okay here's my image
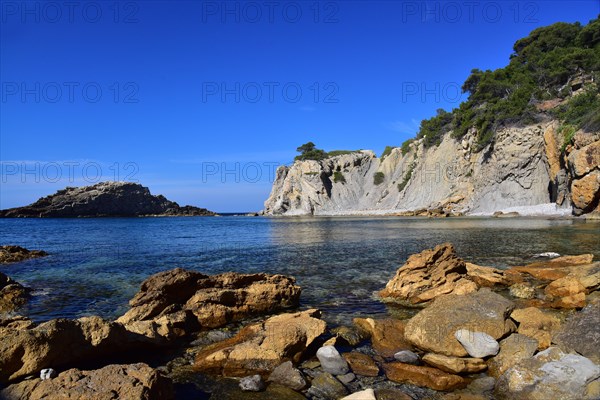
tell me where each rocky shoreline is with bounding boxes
[1,244,599,399]
[0,182,216,218]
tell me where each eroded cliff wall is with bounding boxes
[263,122,599,216]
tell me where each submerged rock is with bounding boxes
[0,181,216,218]
[342,388,377,400]
[404,288,514,357]
[306,372,348,399]
[0,363,174,400]
[0,245,48,264]
[495,347,600,400]
[194,309,326,377]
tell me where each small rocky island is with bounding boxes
[0,182,216,218]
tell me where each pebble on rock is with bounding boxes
[239,375,265,392]
[337,372,356,384]
[394,350,420,364]
[341,388,377,400]
[455,329,499,358]
[316,345,350,375]
[40,368,57,380]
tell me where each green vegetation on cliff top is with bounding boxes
[416,17,600,151]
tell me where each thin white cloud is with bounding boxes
[385,119,420,135]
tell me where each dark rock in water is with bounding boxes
[0,363,174,400]
[0,272,32,312]
[0,181,216,217]
[306,372,348,399]
[0,245,48,264]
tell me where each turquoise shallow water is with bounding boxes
[1,216,599,325]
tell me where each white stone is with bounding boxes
[316,345,350,375]
[40,368,56,380]
[341,388,376,400]
[239,375,265,392]
[455,329,499,358]
[394,350,420,364]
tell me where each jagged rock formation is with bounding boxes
[263,122,600,216]
[0,181,216,218]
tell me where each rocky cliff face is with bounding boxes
[0,181,216,218]
[263,122,600,216]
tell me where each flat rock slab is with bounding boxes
[383,362,465,391]
[404,288,514,357]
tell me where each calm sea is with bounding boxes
[1,217,599,325]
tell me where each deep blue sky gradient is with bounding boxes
[1,1,598,212]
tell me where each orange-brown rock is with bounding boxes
[568,140,600,178]
[0,272,31,312]
[510,307,561,350]
[343,352,380,377]
[510,254,594,281]
[194,309,326,377]
[0,316,139,383]
[117,268,302,339]
[465,263,515,287]
[571,170,600,214]
[353,318,412,357]
[383,362,465,391]
[404,289,514,357]
[422,353,487,374]
[379,243,478,304]
[544,275,587,309]
[0,245,48,264]
[0,363,174,400]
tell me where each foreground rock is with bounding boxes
[379,243,478,303]
[510,254,594,281]
[353,318,412,357]
[383,362,465,391]
[0,245,48,264]
[404,289,514,357]
[0,363,174,400]
[194,309,326,377]
[117,268,301,340]
[510,307,562,350]
[0,181,216,217]
[553,300,600,363]
[0,316,142,383]
[495,347,600,400]
[0,272,31,313]
[487,333,539,377]
[422,353,487,374]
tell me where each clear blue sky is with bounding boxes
[1,1,598,212]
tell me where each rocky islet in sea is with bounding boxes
[0,181,217,218]
[1,243,599,399]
